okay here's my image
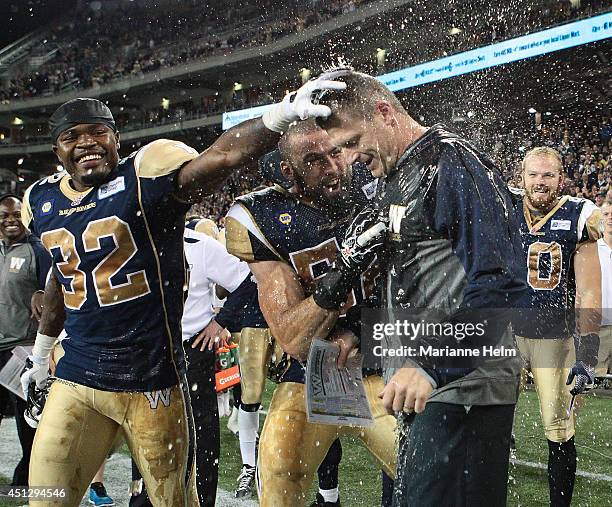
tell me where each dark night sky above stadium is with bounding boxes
[0,0,77,47]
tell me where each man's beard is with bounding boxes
[525,185,560,211]
[79,167,112,187]
[294,172,351,213]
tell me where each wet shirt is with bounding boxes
[225,167,378,382]
[377,124,526,403]
[23,139,199,392]
[513,193,601,338]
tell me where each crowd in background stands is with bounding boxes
[494,114,611,204]
[189,167,265,225]
[1,0,608,103]
[0,0,366,101]
[184,113,612,225]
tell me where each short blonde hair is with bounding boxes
[521,147,563,173]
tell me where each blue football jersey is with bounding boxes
[224,168,379,382]
[514,194,602,338]
[23,139,200,391]
[216,274,267,332]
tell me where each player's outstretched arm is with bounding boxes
[176,118,280,200]
[250,260,339,362]
[175,71,348,200]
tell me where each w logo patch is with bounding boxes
[9,257,25,271]
[144,388,172,409]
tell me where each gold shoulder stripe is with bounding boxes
[585,208,603,242]
[21,182,35,230]
[135,139,199,178]
[225,216,255,262]
[194,218,219,240]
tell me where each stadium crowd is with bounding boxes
[0,0,367,102]
[1,0,608,103]
[189,112,612,224]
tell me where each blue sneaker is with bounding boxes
[89,482,114,506]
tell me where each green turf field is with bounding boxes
[217,384,612,506]
[1,387,609,506]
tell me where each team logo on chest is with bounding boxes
[9,257,25,272]
[388,204,407,237]
[41,201,53,215]
[279,213,292,225]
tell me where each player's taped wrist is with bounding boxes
[313,261,358,311]
[574,333,600,368]
[31,332,56,362]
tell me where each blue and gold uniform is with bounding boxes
[22,139,200,507]
[225,171,396,507]
[514,193,602,443]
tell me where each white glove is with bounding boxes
[262,69,350,132]
[20,355,50,400]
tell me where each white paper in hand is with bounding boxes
[305,339,373,427]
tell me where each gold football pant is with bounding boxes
[515,336,576,442]
[597,326,612,376]
[29,379,193,507]
[257,376,397,507]
[237,328,277,405]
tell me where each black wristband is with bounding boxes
[574,333,600,368]
[313,263,356,310]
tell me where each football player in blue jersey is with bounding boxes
[19,71,347,507]
[513,147,602,507]
[225,120,396,507]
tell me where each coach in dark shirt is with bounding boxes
[313,70,527,506]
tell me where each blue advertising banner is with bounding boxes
[222,12,612,130]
